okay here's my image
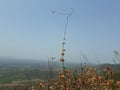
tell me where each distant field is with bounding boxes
[0,62,120,84]
[0,61,120,90]
[0,61,61,84]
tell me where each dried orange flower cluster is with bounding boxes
[30,66,120,90]
[37,81,45,88]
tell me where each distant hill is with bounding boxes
[0,57,48,67]
[97,63,120,72]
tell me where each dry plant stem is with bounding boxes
[62,62,65,74]
[62,61,66,89]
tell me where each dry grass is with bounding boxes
[29,65,120,90]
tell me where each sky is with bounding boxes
[0,0,120,64]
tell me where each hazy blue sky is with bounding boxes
[0,0,120,64]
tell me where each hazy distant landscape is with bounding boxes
[0,58,120,90]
